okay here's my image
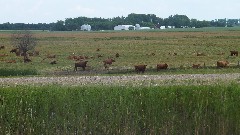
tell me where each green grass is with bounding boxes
[1,84,240,134]
[0,68,38,76]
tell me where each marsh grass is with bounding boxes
[1,84,240,134]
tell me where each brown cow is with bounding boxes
[74,61,88,71]
[230,51,238,56]
[157,63,168,71]
[192,64,201,69]
[135,64,147,73]
[217,60,229,68]
[103,58,115,69]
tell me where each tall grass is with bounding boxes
[1,84,240,134]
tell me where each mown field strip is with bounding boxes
[1,73,240,86]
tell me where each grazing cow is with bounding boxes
[157,63,168,71]
[103,58,115,69]
[230,51,238,56]
[74,61,88,71]
[50,60,57,65]
[217,60,229,68]
[135,64,147,73]
[96,48,100,51]
[192,64,201,69]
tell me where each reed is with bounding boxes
[1,84,240,134]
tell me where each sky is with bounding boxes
[0,0,239,24]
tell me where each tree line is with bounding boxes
[0,13,239,31]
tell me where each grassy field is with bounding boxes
[0,27,240,76]
[1,84,240,134]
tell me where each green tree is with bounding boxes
[172,14,190,28]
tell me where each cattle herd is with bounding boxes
[0,45,238,74]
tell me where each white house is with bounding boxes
[114,25,135,30]
[81,24,91,31]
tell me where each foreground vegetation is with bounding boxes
[1,84,240,134]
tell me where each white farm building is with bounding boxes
[114,24,152,31]
[114,25,135,30]
[81,24,91,31]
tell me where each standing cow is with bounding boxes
[217,60,229,68]
[103,58,115,69]
[74,61,88,71]
[157,63,168,71]
[134,64,147,73]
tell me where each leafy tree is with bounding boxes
[172,14,190,28]
[52,20,66,31]
[190,19,198,28]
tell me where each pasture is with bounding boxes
[0,27,240,76]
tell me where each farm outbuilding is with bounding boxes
[135,24,151,30]
[160,26,175,29]
[114,25,135,30]
[81,24,91,31]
